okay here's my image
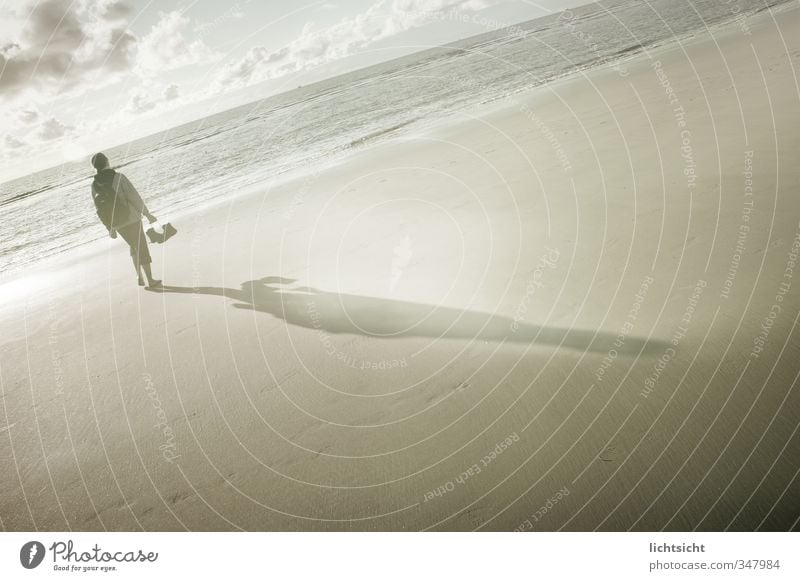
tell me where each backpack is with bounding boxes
[92,169,129,228]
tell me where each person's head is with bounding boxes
[91,152,109,171]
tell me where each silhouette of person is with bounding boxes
[90,153,161,288]
[152,277,661,354]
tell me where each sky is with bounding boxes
[0,0,591,182]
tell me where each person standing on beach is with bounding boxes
[90,152,162,288]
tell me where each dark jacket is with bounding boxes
[91,169,150,229]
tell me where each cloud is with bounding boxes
[0,0,136,100]
[163,83,180,101]
[125,83,182,115]
[126,94,157,115]
[37,116,72,141]
[135,11,219,76]
[212,0,499,91]
[214,46,291,90]
[18,107,40,125]
[4,134,26,149]
[86,0,132,21]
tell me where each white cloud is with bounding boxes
[213,45,291,90]
[126,93,158,115]
[135,11,219,76]
[125,83,182,115]
[80,0,132,22]
[37,116,72,141]
[18,107,40,125]
[4,134,26,149]
[163,83,180,101]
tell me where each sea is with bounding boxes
[0,0,791,278]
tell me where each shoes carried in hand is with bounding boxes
[162,223,177,242]
[146,222,178,244]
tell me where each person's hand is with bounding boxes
[146,214,157,224]
[109,228,117,239]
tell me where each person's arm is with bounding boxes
[119,173,157,223]
[91,184,117,237]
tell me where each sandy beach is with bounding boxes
[1,5,798,531]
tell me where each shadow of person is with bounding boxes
[151,276,663,354]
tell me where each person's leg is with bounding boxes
[142,263,159,287]
[132,256,145,285]
[134,224,160,287]
[119,223,158,287]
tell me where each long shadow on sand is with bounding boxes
[150,276,663,354]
